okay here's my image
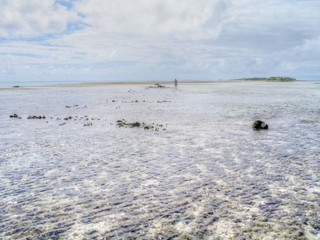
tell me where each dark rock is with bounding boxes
[116,120,140,128]
[131,122,140,127]
[116,120,125,127]
[10,114,19,118]
[155,83,165,88]
[252,120,268,130]
[12,86,20,88]
[84,122,93,127]
[147,83,167,89]
[116,119,162,130]
[27,115,46,120]
[66,105,79,108]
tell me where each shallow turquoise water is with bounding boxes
[0,81,319,239]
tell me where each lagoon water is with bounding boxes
[0,81,319,239]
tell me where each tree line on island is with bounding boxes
[239,76,296,82]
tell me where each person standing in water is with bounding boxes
[174,78,178,89]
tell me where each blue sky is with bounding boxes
[1,0,320,83]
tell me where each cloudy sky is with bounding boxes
[0,0,320,83]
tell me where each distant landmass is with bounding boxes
[239,76,296,82]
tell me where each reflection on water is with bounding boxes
[1,81,320,239]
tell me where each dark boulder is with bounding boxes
[252,120,268,130]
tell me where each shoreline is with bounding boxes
[0,80,223,90]
[0,79,314,90]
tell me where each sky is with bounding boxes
[0,0,320,83]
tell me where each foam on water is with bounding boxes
[0,81,320,239]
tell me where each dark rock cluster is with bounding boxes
[65,105,79,108]
[27,115,46,119]
[9,114,22,119]
[154,83,166,88]
[147,83,167,89]
[56,115,100,127]
[10,114,46,120]
[116,119,166,131]
[109,99,171,104]
[8,110,100,127]
[83,122,93,127]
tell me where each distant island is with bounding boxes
[239,76,296,82]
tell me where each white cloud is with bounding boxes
[291,36,320,60]
[0,0,80,38]
[74,0,228,40]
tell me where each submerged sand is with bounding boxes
[1,81,320,239]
